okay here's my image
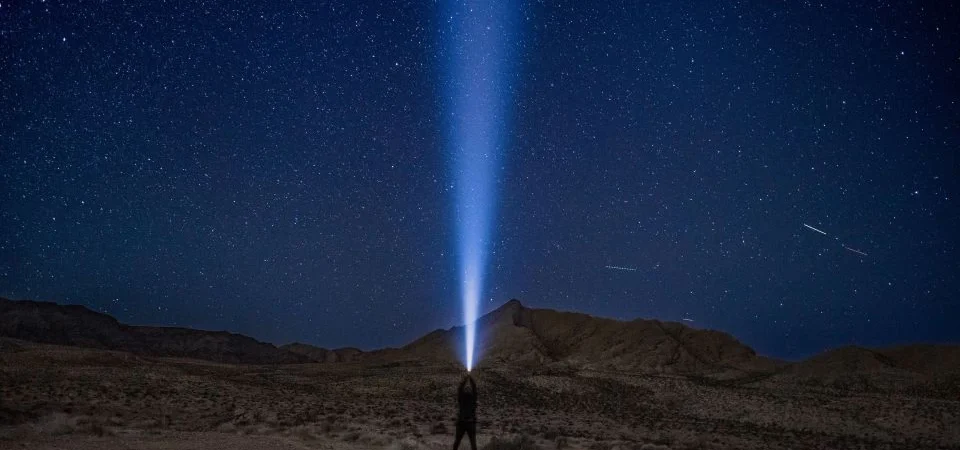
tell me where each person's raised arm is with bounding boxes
[458,375,468,394]
[468,375,476,396]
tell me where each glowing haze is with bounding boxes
[439,1,521,371]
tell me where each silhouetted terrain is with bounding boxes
[760,344,960,396]
[0,298,308,364]
[398,299,783,376]
[280,343,367,363]
[1,297,959,449]
[3,297,959,387]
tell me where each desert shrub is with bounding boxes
[343,430,361,441]
[635,444,671,450]
[88,422,111,437]
[673,432,707,450]
[34,413,73,435]
[388,437,425,450]
[431,421,448,434]
[647,432,671,446]
[359,432,389,446]
[289,425,314,440]
[555,435,570,449]
[588,442,613,450]
[320,419,338,434]
[33,414,115,437]
[658,392,682,411]
[483,434,541,450]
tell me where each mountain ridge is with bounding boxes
[2,296,958,387]
[0,297,308,364]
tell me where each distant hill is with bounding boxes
[0,298,308,364]
[761,344,960,395]
[395,299,782,377]
[3,296,958,389]
[384,300,960,386]
[280,343,367,363]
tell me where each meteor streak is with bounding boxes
[843,246,868,256]
[802,223,828,235]
[605,265,639,271]
[802,221,870,258]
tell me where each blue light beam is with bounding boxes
[440,0,521,371]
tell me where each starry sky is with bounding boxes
[2,1,958,359]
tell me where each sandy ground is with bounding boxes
[2,430,315,450]
[0,428,498,450]
[2,341,958,450]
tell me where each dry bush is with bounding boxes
[635,444,671,450]
[672,432,707,450]
[388,437,426,450]
[88,422,111,437]
[359,432,390,446]
[32,413,113,436]
[288,424,315,440]
[320,418,343,434]
[431,421,448,434]
[33,413,73,435]
[343,430,361,441]
[657,392,682,412]
[483,434,541,450]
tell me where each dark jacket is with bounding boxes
[457,377,477,423]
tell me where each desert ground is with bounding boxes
[1,339,958,450]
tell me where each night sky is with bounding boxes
[2,1,958,359]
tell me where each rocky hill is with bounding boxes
[0,298,308,364]
[3,296,958,388]
[398,299,781,376]
[280,342,367,363]
[394,300,959,387]
[760,344,960,395]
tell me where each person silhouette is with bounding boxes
[453,373,478,450]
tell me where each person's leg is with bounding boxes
[466,422,477,450]
[453,422,465,450]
